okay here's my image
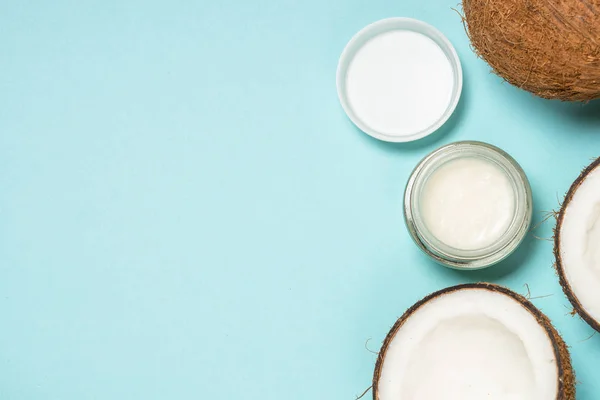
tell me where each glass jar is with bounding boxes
[404,141,533,269]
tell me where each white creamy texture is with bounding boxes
[559,165,600,323]
[377,289,558,400]
[345,30,454,136]
[420,157,515,250]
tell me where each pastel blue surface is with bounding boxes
[1,0,599,398]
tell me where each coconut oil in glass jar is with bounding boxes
[404,141,533,269]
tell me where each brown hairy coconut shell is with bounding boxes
[463,0,600,101]
[373,283,575,400]
[554,157,600,333]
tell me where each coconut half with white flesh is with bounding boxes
[555,158,600,332]
[373,283,574,400]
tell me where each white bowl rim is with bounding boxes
[336,17,463,143]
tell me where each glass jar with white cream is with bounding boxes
[404,141,533,269]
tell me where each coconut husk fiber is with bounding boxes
[463,0,600,101]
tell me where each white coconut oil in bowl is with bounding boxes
[404,141,533,269]
[336,18,462,142]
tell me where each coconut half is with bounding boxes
[373,283,574,400]
[555,158,600,332]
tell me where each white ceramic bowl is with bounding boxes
[336,18,463,143]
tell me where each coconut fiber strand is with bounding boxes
[463,0,600,101]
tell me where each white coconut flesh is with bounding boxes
[376,288,559,400]
[557,162,600,326]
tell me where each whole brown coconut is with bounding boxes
[463,0,600,101]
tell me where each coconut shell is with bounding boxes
[554,157,600,333]
[373,283,575,400]
[463,0,600,101]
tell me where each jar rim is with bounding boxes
[404,141,533,269]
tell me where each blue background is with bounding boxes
[1,0,599,398]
